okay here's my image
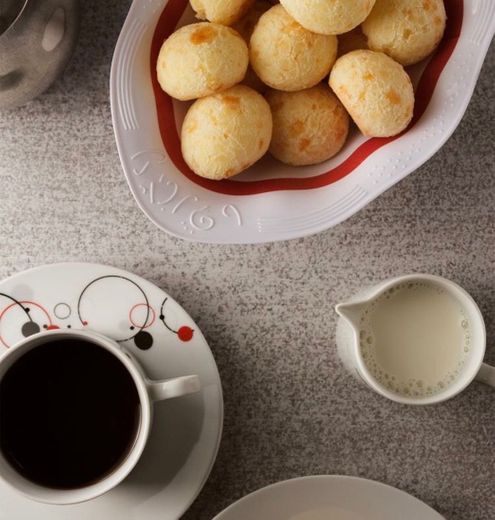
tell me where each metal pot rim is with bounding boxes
[0,0,30,41]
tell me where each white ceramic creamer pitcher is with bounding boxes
[335,274,494,405]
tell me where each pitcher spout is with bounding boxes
[335,302,365,330]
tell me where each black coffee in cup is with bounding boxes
[0,339,141,489]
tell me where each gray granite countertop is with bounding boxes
[0,1,494,519]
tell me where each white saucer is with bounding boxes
[214,476,444,520]
[0,263,223,519]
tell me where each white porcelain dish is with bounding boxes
[0,263,223,520]
[213,475,445,520]
[110,0,495,244]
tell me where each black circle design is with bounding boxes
[134,331,153,350]
[0,293,33,322]
[21,321,41,337]
[159,298,177,333]
[77,275,151,343]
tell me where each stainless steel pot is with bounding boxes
[0,0,79,109]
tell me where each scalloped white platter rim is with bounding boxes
[110,0,495,244]
[0,263,223,520]
[212,475,445,520]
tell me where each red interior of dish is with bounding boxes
[150,0,463,196]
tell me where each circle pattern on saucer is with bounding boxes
[0,263,223,520]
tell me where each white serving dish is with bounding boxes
[110,0,495,244]
[213,475,444,520]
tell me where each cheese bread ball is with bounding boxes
[329,50,414,137]
[267,85,349,166]
[279,0,376,35]
[181,85,273,180]
[362,0,446,66]
[157,23,248,101]
[190,0,255,26]
[250,5,338,91]
[338,27,369,57]
[232,1,272,92]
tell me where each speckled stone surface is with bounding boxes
[0,2,494,519]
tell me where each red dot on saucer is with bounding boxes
[177,326,193,342]
[82,321,88,326]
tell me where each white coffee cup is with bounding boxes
[335,274,493,405]
[0,329,201,504]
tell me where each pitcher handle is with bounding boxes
[475,363,495,387]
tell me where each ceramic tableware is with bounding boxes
[0,329,200,504]
[0,263,223,519]
[213,475,444,520]
[111,0,495,243]
[335,273,492,404]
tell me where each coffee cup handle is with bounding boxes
[475,363,495,387]
[147,375,201,402]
